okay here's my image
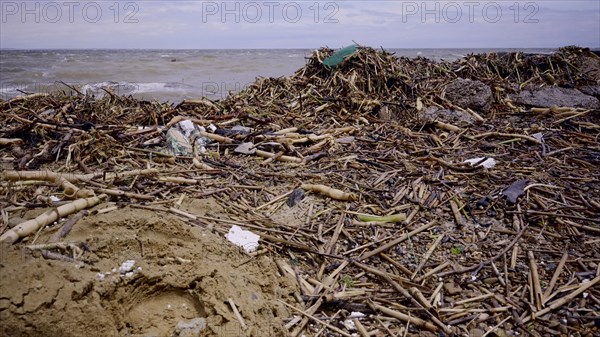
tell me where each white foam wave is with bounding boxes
[79,81,194,97]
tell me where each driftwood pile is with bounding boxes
[1,46,599,336]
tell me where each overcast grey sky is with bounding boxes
[1,1,598,49]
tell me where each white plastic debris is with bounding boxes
[231,125,252,133]
[49,195,61,202]
[464,157,496,169]
[96,273,105,281]
[343,319,356,331]
[348,312,366,319]
[343,312,366,332]
[178,120,196,136]
[234,142,256,155]
[119,260,136,274]
[165,120,209,156]
[225,225,260,253]
[175,317,207,336]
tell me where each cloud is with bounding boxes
[0,0,598,48]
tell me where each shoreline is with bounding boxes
[1,47,577,103]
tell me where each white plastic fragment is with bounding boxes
[165,120,209,156]
[343,319,356,331]
[178,120,196,136]
[464,157,496,169]
[231,125,252,133]
[175,317,207,336]
[49,195,61,202]
[225,225,260,253]
[234,142,256,155]
[119,260,136,274]
[343,312,365,332]
[348,312,366,319]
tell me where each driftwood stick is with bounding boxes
[353,318,369,337]
[523,275,600,323]
[0,138,23,145]
[256,190,293,210]
[439,225,527,277]
[368,301,438,332]
[543,251,568,303]
[227,298,247,331]
[528,251,543,311]
[472,131,542,144]
[2,169,159,183]
[301,184,356,201]
[411,234,444,279]
[353,261,452,335]
[279,299,352,337]
[358,220,437,261]
[49,210,87,243]
[93,188,154,200]
[290,298,325,337]
[0,195,107,244]
[255,149,303,163]
[41,250,82,265]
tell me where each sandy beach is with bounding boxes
[1,46,599,336]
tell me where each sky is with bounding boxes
[0,0,598,49]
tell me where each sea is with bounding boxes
[0,48,559,103]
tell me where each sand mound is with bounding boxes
[0,198,295,337]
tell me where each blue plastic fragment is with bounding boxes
[322,45,359,68]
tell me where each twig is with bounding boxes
[481,316,511,337]
[358,220,437,261]
[523,275,600,323]
[278,300,352,337]
[227,298,247,331]
[471,132,542,144]
[528,251,543,311]
[353,261,452,335]
[543,250,568,304]
[256,190,293,210]
[0,195,107,244]
[49,210,87,243]
[353,318,369,337]
[439,225,527,277]
[411,234,444,279]
[368,301,437,333]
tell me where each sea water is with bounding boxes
[0,48,557,103]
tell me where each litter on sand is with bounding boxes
[225,225,260,253]
[464,157,497,169]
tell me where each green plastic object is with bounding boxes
[322,45,358,68]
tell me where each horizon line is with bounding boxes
[4,46,596,51]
